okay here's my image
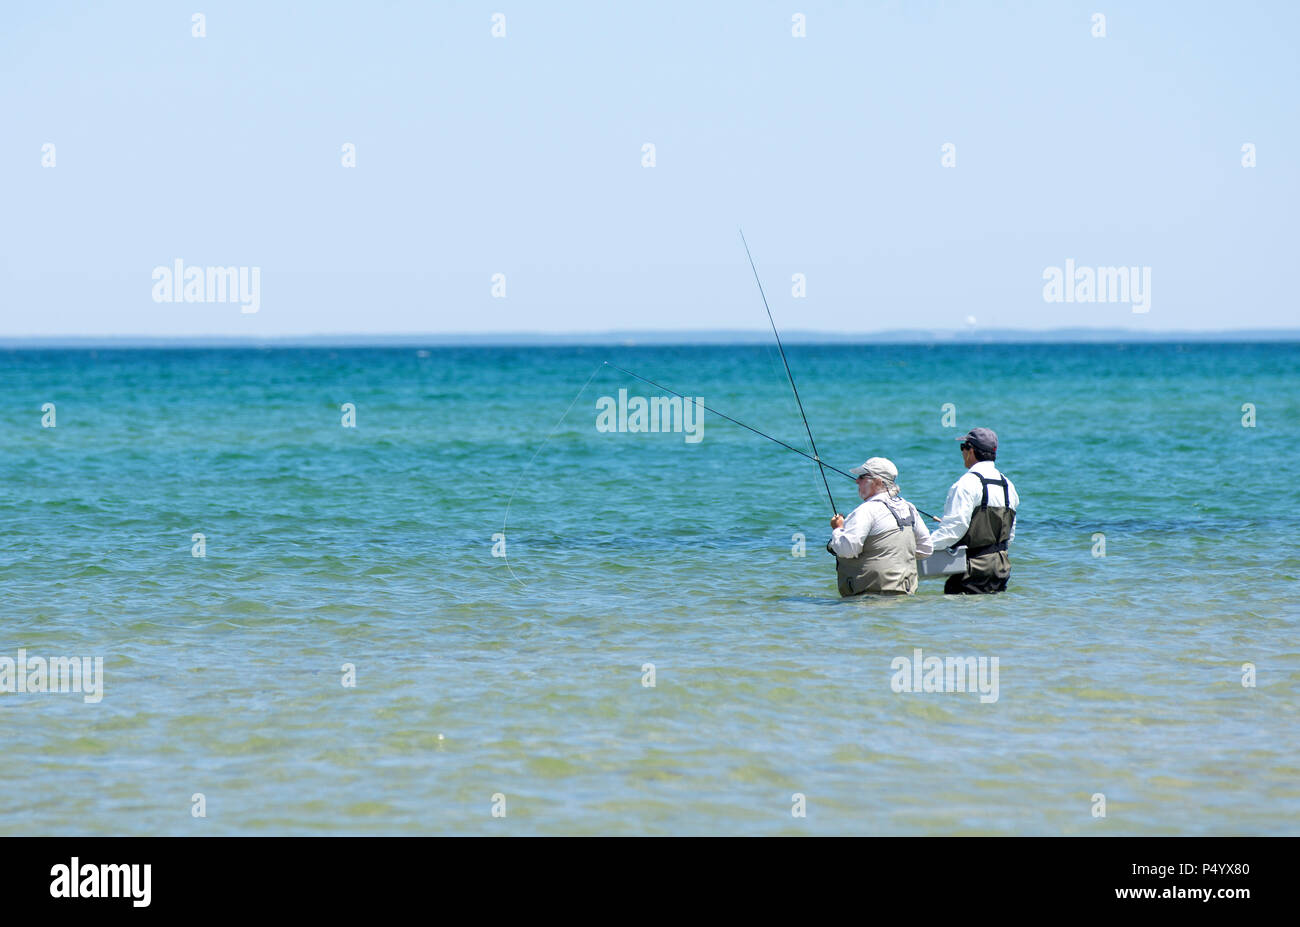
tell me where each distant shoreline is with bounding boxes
[3,328,1299,349]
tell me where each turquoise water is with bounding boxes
[2,343,1297,835]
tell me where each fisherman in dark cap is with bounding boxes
[929,428,1019,594]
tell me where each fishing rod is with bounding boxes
[602,361,940,521]
[739,228,837,515]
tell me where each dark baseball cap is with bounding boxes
[956,427,998,453]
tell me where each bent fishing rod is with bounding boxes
[601,361,940,522]
[739,228,838,515]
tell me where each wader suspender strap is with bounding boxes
[967,473,1011,558]
[974,473,1008,509]
[875,499,912,531]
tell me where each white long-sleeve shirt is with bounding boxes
[828,492,934,559]
[928,460,1019,550]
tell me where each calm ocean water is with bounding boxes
[2,343,1297,835]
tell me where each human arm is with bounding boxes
[828,505,871,557]
[911,504,933,558]
[927,476,977,550]
[1007,479,1019,543]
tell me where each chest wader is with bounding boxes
[944,472,1015,595]
[828,500,918,597]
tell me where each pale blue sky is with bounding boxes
[2,1,1296,336]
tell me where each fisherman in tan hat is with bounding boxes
[827,457,933,596]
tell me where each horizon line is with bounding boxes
[3,326,1300,349]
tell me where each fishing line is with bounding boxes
[739,228,837,514]
[500,359,607,588]
[604,360,940,521]
[502,348,942,588]
[604,361,855,480]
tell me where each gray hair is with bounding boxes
[864,468,901,498]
